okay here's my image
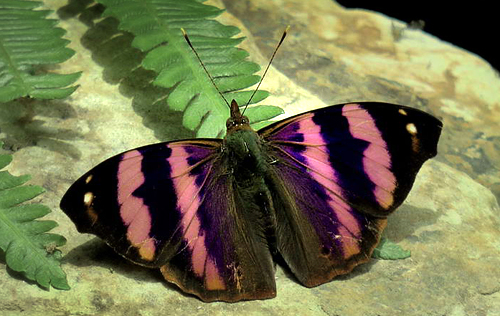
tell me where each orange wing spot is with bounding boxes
[406,123,421,153]
[205,259,226,290]
[85,174,93,184]
[86,207,98,225]
[138,239,156,261]
[406,123,417,135]
[375,189,395,210]
[83,192,94,206]
[337,228,361,259]
[206,274,226,291]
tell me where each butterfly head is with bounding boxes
[226,99,251,133]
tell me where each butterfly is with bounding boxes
[60,98,442,302]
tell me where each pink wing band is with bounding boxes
[297,119,363,258]
[343,104,396,209]
[168,145,225,290]
[116,145,225,289]
[117,150,156,261]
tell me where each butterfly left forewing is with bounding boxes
[61,140,222,267]
[259,102,442,286]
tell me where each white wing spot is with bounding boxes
[85,174,93,184]
[406,123,418,135]
[399,109,408,116]
[84,192,94,206]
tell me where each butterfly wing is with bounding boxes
[60,140,276,302]
[258,102,442,286]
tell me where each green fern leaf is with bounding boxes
[0,142,69,290]
[96,0,282,137]
[0,0,81,103]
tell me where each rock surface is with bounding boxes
[1,0,499,315]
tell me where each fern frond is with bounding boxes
[0,0,81,103]
[97,0,282,137]
[0,142,69,290]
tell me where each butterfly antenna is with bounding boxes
[242,25,289,115]
[181,28,231,109]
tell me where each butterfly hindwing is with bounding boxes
[160,153,277,302]
[258,102,442,286]
[60,140,276,302]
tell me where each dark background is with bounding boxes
[336,2,499,71]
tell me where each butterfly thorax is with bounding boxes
[224,128,269,179]
[224,99,270,178]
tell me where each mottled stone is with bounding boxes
[1,0,499,315]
